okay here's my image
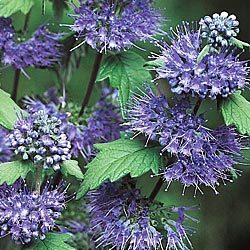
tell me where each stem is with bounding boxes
[217,95,223,111]
[79,52,103,117]
[149,178,164,201]
[193,98,202,116]
[53,171,63,187]
[35,166,43,194]
[11,69,21,101]
[149,156,176,201]
[11,12,31,101]
[23,10,31,33]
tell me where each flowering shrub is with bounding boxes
[0,1,249,250]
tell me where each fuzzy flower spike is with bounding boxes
[68,0,163,52]
[0,180,67,244]
[154,23,249,99]
[8,110,72,171]
[0,17,14,50]
[127,87,244,194]
[23,87,122,160]
[0,18,62,71]
[88,181,197,250]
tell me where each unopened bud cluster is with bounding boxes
[199,11,239,48]
[9,110,71,170]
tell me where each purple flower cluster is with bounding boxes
[9,110,72,170]
[0,18,62,70]
[88,181,195,249]
[155,24,249,99]
[127,87,168,144]
[0,180,67,244]
[127,88,243,192]
[0,127,12,163]
[24,88,122,160]
[200,12,240,48]
[68,0,162,52]
[0,18,14,50]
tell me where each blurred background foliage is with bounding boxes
[0,0,250,249]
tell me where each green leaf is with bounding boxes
[77,138,162,198]
[144,58,165,68]
[0,161,34,185]
[97,51,152,116]
[27,233,75,250]
[0,89,27,129]
[0,0,34,17]
[222,92,250,135]
[61,160,84,180]
[197,45,210,63]
[230,37,250,49]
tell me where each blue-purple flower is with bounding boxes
[88,181,196,249]
[200,12,240,48]
[8,110,72,170]
[0,17,14,50]
[126,87,168,144]
[0,126,12,163]
[68,0,162,52]
[0,18,62,70]
[3,26,62,69]
[0,180,67,244]
[23,88,122,160]
[155,24,249,99]
[127,88,244,193]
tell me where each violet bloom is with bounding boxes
[88,181,196,250]
[0,18,62,70]
[155,23,249,99]
[68,0,162,52]
[126,87,168,143]
[161,117,242,194]
[8,110,72,171]
[0,126,12,163]
[200,12,240,48]
[0,17,14,50]
[23,88,122,160]
[127,88,243,193]
[0,180,67,244]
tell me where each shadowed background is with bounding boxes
[0,0,249,249]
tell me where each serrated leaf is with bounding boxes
[97,51,152,116]
[0,0,34,17]
[222,92,250,135]
[0,89,27,129]
[230,37,250,49]
[0,161,34,185]
[77,138,162,198]
[27,233,75,250]
[61,160,84,180]
[197,44,210,63]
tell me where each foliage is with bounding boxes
[0,0,34,17]
[222,92,250,135]
[97,51,152,115]
[0,161,34,185]
[77,138,162,198]
[0,89,26,129]
[27,233,75,250]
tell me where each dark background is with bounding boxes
[0,1,250,249]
